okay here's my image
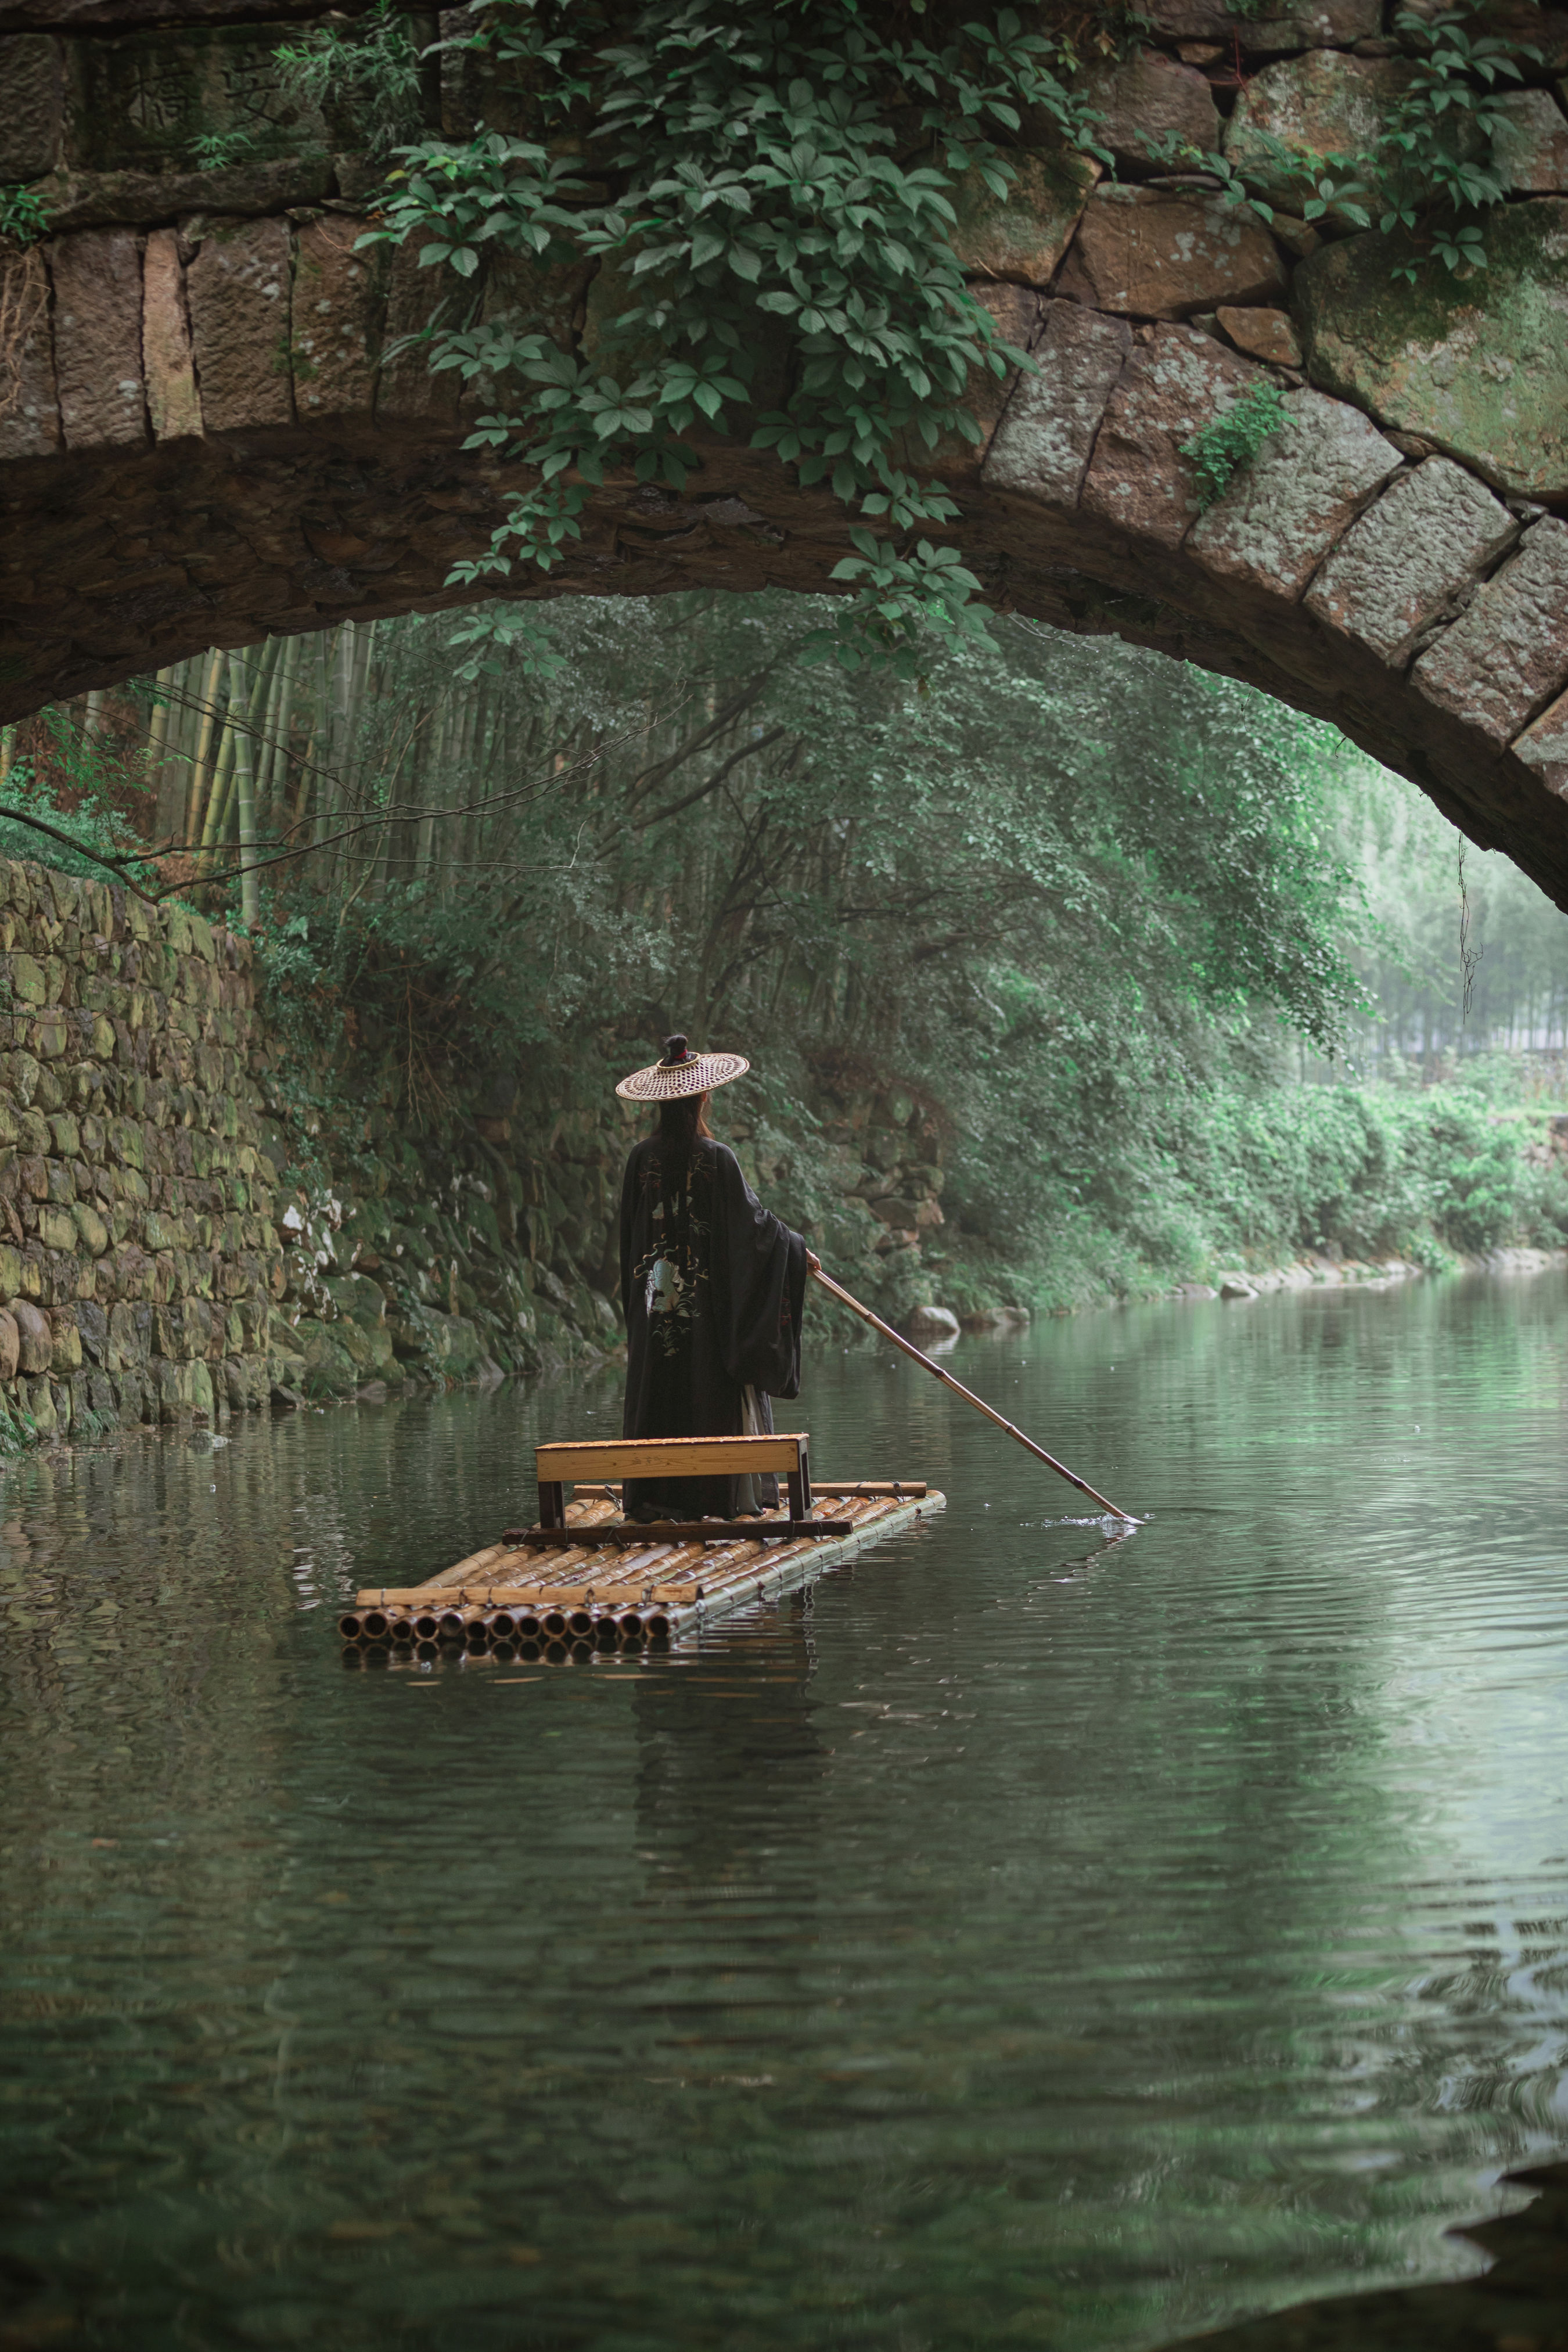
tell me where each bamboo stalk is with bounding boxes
[808,1267,1139,1520]
[271,635,302,832]
[310,627,335,847]
[145,666,172,829]
[205,642,280,869]
[161,657,198,840]
[199,711,237,857]
[185,647,226,847]
[231,650,260,925]
[251,645,280,817]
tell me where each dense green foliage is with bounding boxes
[228,592,1556,1303]
[1041,1063,1568,1307]
[1152,0,1536,279]
[0,708,156,886]
[362,0,1101,670]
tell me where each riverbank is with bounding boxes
[1165,1241,1568,1306]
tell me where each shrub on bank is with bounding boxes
[999,1072,1568,1311]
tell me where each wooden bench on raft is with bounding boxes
[520,1434,850,1548]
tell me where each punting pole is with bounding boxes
[808,1265,1139,1522]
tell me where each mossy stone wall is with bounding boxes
[0,861,280,1441]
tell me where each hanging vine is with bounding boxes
[359,0,1104,677]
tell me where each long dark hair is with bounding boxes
[654,1037,712,1152]
[657,1091,712,1149]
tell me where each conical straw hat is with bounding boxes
[616,1033,749,1102]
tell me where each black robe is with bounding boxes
[619,1135,808,1519]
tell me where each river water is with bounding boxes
[0,1271,1565,2352]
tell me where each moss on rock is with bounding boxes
[1296,202,1568,498]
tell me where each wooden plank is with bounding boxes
[517,1519,852,1548]
[811,1481,927,1498]
[536,1434,805,1482]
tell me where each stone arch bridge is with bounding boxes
[2,0,1568,901]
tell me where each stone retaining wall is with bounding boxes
[0,859,280,1440]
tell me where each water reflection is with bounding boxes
[0,1272,1563,2350]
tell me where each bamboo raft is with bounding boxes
[339,1434,943,1658]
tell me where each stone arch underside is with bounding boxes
[3,4,1568,907]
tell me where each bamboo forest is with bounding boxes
[4,596,1567,1319]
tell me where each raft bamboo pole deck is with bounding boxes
[340,1483,943,1653]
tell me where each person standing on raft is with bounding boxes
[616,1035,819,1524]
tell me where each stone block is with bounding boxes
[376,239,461,425]
[1217,304,1301,367]
[1492,87,1568,190]
[1082,322,1261,549]
[1055,185,1286,319]
[33,157,333,239]
[1497,3,1568,75]
[1225,53,1415,208]
[291,217,382,420]
[1188,386,1401,598]
[1304,456,1519,666]
[26,1378,55,1438]
[0,1312,16,1382]
[983,302,1132,507]
[288,1314,360,1393]
[74,1299,108,1364]
[1414,517,1568,745]
[947,149,1099,284]
[907,279,1041,474]
[1514,685,1568,796]
[109,1299,146,1363]
[1079,48,1220,172]
[64,26,330,178]
[8,953,45,1007]
[48,1311,81,1374]
[70,1201,109,1256]
[0,36,61,183]
[142,228,202,443]
[1141,0,1380,44]
[8,1297,50,1375]
[186,216,292,434]
[51,228,145,451]
[1296,200,1568,501]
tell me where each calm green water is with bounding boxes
[1,1272,1566,2352]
